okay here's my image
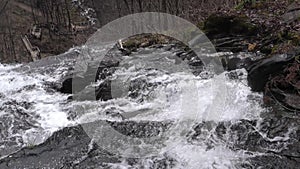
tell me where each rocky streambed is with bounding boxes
[0,32,299,169]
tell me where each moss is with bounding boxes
[296,55,300,63]
[122,34,172,50]
[122,39,138,49]
[250,1,265,9]
[270,42,297,55]
[276,31,300,46]
[271,44,279,54]
[235,0,269,10]
[196,21,205,30]
[291,33,300,46]
[27,143,36,149]
[235,0,256,10]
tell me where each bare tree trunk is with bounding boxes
[130,0,134,14]
[65,0,73,32]
[5,10,16,62]
[123,0,131,13]
[137,0,143,12]
[116,0,122,17]
[3,34,8,61]
[30,0,37,24]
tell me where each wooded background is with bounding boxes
[0,0,242,63]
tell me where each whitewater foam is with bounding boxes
[0,62,73,157]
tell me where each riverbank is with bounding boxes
[1,0,299,64]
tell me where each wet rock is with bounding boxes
[0,92,5,99]
[107,120,172,138]
[61,77,113,101]
[95,80,113,101]
[60,76,87,94]
[221,55,255,71]
[0,120,173,169]
[125,155,177,169]
[1,115,299,169]
[280,128,300,160]
[60,41,207,101]
[245,155,300,169]
[213,36,248,52]
[247,54,295,92]
[0,125,120,169]
[230,117,298,154]
[122,34,173,51]
[14,85,37,93]
[203,15,258,52]
[60,78,72,94]
[0,100,38,158]
[60,54,120,99]
[71,80,112,101]
[190,113,300,157]
[43,81,61,93]
[223,57,241,70]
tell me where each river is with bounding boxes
[0,42,299,168]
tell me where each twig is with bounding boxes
[268,84,299,112]
[0,0,9,17]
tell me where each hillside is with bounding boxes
[0,0,96,63]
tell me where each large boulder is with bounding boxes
[60,76,89,94]
[0,125,119,169]
[0,120,171,169]
[59,49,121,101]
[204,15,258,38]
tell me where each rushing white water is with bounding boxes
[0,63,73,157]
[67,48,266,168]
[0,47,295,168]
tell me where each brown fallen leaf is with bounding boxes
[248,43,257,51]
